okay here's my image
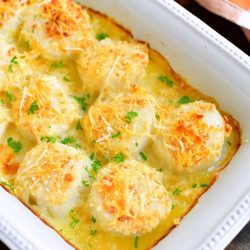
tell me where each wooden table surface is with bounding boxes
[0,1,249,250]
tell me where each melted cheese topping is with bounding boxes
[15,142,88,217]
[154,101,231,172]
[11,75,78,140]
[82,85,156,159]
[77,38,149,95]
[20,0,94,60]
[89,160,171,236]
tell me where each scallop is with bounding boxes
[11,74,78,141]
[154,100,231,173]
[20,0,94,60]
[77,38,149,96]
[14,142,89,217]
[89,160,171,236]
[82,85,156,159]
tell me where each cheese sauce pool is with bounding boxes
[0,8,241,250]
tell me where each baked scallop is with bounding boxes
[154,101,231,173]
[20,0,94,60]
[82,85,156,159]
[11,75,78,140]
[15,142,89,217]
[77,38,149,95]
[89,160,171,236]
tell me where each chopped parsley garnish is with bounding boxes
[76,119,83,131]
[82,180,90,187]
[91,159,101,173]
[63,76,70,82]
[69,215,79,229]
[74,94,90,112]
[178,96,192,105]
[8,56,19,72]
[171,203,176,210]
[111,131,121,138]
[6,91,13,102]
[139,152,147,161]
[172,188,181,196]
[28,101,39,115]
[40,136,57,143]
[89,153,95,161]
[51,60,65,68]
[96,32,109,41]
[61,137,76,145]
[227,140,232,146]
[125,111,138,124]
[7,137,22,154]
[0,181,15,192]
[134,236,139,248]
[91,216,96,224]
[200,183,208,188]
[85,167,96,180]
[135,142,139,147]
[157,168,163,172]
[114,153,124,163]
[158,75,173,87]
[90,229,97,236]
[89,153,101,173]
[192,183,208,188]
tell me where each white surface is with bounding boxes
[1,0,250,249]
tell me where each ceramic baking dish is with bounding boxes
[0,0,250,249]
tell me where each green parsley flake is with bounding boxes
[191,183,197,188]
[96,32,109,41]
[135,142,139,147]
[91,216,96,224]
[82,180,89,187]
[69,216,79,229]
[200,183,208,188]
[227,140,232,146]
[85,167,96,180]
[91,159,101,173]
[178,96,192,105]
[134,236,139,248]
[114,153,124,163]
[172,188,181,196]
[111,131,121,138]
[90,229,97,236]
[7,137,22,154]
[89,153,95,160]
[74,94,90,112]
[6,91,13,102]
[76,119,83,131]
[40,136,57,143]
[0,181,15,192]
[25,40,30,48]
[139,152,147,161]
[125,111,138,124]
[51,61,65,68]
[157,168,162,172]
[158,75,173,87]
[63,76,70,82]
[61,137,76,145]
[171,203,176,210]
[28,101,39,115]
[8,56,18,72]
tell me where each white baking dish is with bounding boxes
[0,0,250,249]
